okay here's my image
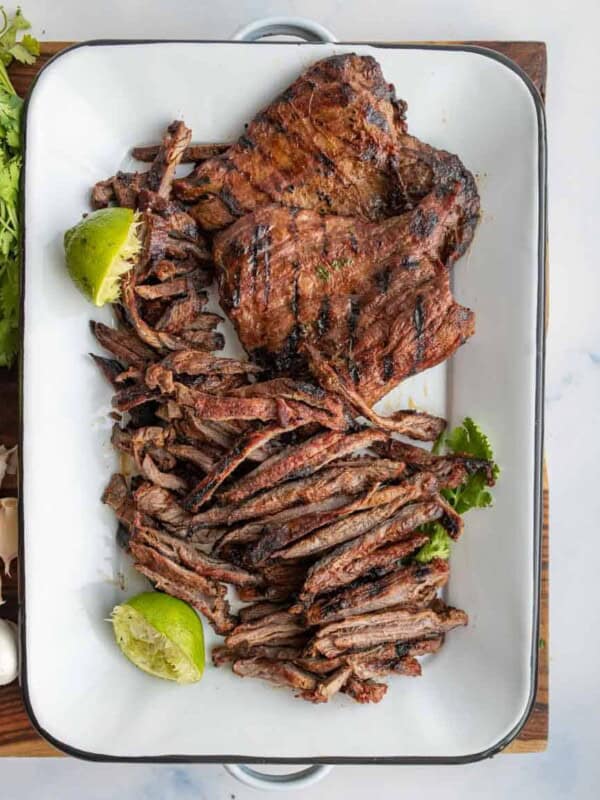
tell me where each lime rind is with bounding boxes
[64,207,142,307]
[94,213,142,306]
[112,603,203,684]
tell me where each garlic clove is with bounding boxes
[0,445,17,489]
[0,497,18,576]
[0,618,18,685]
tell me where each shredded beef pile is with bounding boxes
[92,54,488,704]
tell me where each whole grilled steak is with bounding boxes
[214,159,478,400]
[173,54,465,230]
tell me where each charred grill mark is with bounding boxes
[232,270,241,308]
[410,209,439,239]
[347,297,361,344]
[413,295,425,368]
[291,269,300,318]
[239,135,256,150]
[316,189,333,208]
[347,357,360,385]
[263,239,272,305]
[219,187,244,217]
[365,104,390,132]
[249,224,269,283]
[359,144,378,163]
[413,565,431,581]
[278,87,295,103]
[321,216,329,259]
[414,295,425,337]
[256,110,287,135]
[317,152,336,175]
[402,255,421,270]
[382,354,394,381]
[376,266,391,293]
[440,511,460,537]
[317,296,331,337]
[296,381,326,399]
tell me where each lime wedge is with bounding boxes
[64,207,141,307]
[111,592,205,684]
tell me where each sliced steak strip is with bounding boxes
[185,391,347,431]
[91,177,115,209]
[133,524,261,587]
[159,350,263,377]
[132,142,229,163]
[351,655,421,680]
[248,489,380,566]
[300,532,430,602]
[91,321,155,367]
[101,473,135,530]
[90,354,124,387]
[308,604,468,658]
[134,277,190,300]
[300,500,444,601]
[141,453,187,493]
[232,659,317,694]
[184,423,299,511]
[133,482,191,530]
[210,497,348,557]
[225,611,308,650]
[343,677,388,703]
[345,637,444,670]
[167,443,216,472]
[225,460,405,525]
[144,120,192,198]
[302,665,353,703]
[129,539,236,634]
[305,559,449,624]
[220,428,388,505]
[277,473,438,561]
[238,601,288,624]
[373,439,496,486]
[212,644,302,667]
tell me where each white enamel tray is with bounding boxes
[19,16,546,781]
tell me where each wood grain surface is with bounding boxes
[0,40,548,757]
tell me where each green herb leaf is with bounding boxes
[330,257,352,271]
[437,417,500,514]
[0,8,39,368]
[415,523,452,563]
[20,33,39,56]
[8,42,35,64]
[315,264,330,282]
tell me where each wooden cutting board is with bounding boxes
[0,40,548,757]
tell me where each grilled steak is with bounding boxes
[174,54,472,230]
[215,182,476,399]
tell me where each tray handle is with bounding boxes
[224,764,333,792]
[225,15,336,793]
[233,16,337,43]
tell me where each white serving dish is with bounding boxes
[19,29,546,766]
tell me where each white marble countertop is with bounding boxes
[3,0,599,797]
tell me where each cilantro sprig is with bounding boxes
[415,417,499,562]
[0,7,39,367]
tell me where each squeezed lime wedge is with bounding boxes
[111,592,205,684]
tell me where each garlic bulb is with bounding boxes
[0,618,18,685]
